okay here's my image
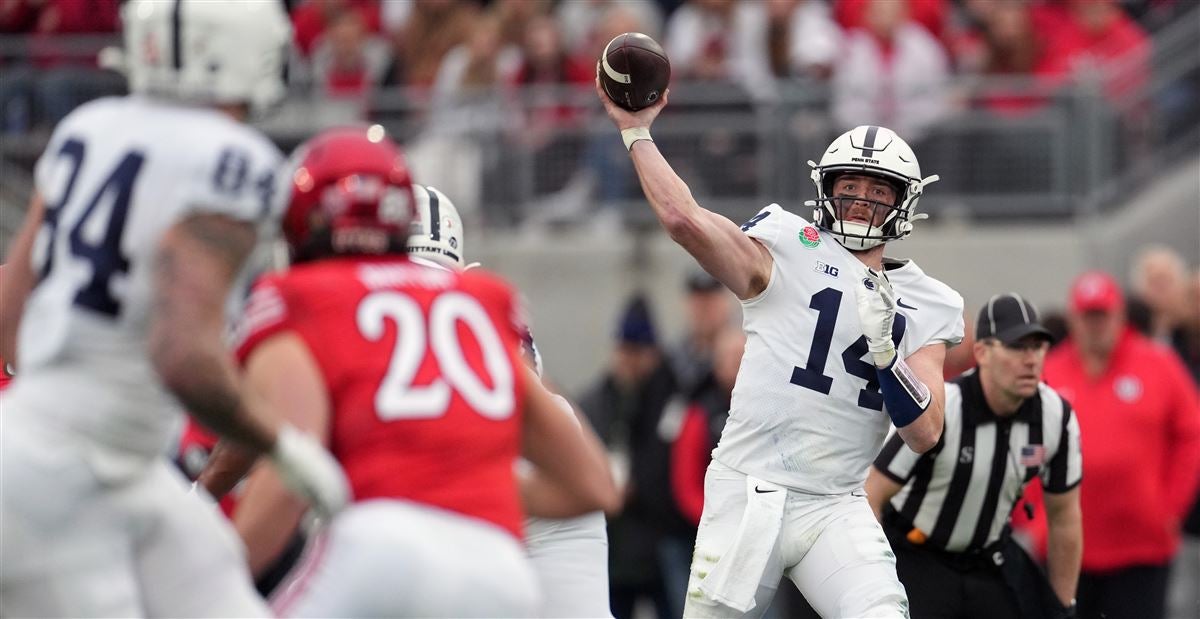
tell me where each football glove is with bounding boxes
[856,267,898,368]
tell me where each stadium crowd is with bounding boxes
[0,0,1175,133]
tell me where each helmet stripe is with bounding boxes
[171,0,183,70]
[427,186,441,242]
[860,125,880,157]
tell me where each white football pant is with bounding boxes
[0,411,269,617]
[526,512,613,617]
[684,460,909,618]
[272,499,539,617]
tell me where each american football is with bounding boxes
[599,32,670,112]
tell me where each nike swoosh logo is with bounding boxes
[897,298,918,310]
[754,486,779,494]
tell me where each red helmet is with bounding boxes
[282,127,416,262]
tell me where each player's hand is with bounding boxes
[268,424,350,520]
[594,62,668,132]
[856,267,897,368]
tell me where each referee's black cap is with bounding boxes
[976,293,1053,345]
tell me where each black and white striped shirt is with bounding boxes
[874,370,1082,553]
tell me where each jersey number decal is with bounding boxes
[40,138,144,317]
[790,287,906,411]
[358,291,515,421]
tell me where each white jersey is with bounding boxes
[10,96,283,458]
[712,204,963,494]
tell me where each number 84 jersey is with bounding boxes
[13,97,282,457]
[713,204,964,495]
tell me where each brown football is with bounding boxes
[599,32,671,112]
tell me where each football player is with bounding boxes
[224,128,619,617]
[407,184,615,618]
[596,73,964,618]
[0,2,346,616]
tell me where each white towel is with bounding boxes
[697,476,787,613]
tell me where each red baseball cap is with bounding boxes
[1069,271,1124,312]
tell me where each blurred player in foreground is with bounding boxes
[222,129,618,617]
[407,184,614,618]
[0,2,346,616]
[596,72,963,617]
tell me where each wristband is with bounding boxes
[621,127,653,151]
[877,355,931,428]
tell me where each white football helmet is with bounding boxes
[407,185,467,270]
[808,125,940,251]
[120,0,291,113]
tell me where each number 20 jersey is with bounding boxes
[712,204,964,494]
[233,258,528,538]
[12,96,282,457]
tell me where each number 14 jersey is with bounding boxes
[713,204,964,494]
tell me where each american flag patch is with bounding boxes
[1020,445,1046,467]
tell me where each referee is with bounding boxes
[866,293,1082,619]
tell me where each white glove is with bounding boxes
[856,267,898,368]
[269,424,351,520]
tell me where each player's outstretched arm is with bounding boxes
[520,366,620,518]
[594,73,772,300]
[232,332,331,576]
[0,193,46,367]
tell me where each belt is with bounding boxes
[882,506,1007,573]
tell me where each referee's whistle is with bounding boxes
[906,528,928,544]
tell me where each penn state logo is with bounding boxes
[863,278,876,291]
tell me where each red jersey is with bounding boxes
[234,257,527,538]
[1017,329,1200,570]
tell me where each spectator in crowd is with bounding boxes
[0,0,123,131]
[307,6,390,100]
[663,0,737,84]
[383,0,478,89]
[831,0,952,140]
[556,0,664,63]
[1060,0,1151,106]
[289,0,380,59]
[671,324,745,526]
[1130,245,1191,344]
[507,13,594,196]
[834,0,950,43]
[1021,271,1200,619]
[492,0,552,52]
[732,0,843,98]
[668,269,737,395]
[578,294,691,619]
[958,0,1075,114]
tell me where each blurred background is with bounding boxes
[0,0,1196,395]
[1,1,1197,617]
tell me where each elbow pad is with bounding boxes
[877,356,931,428]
